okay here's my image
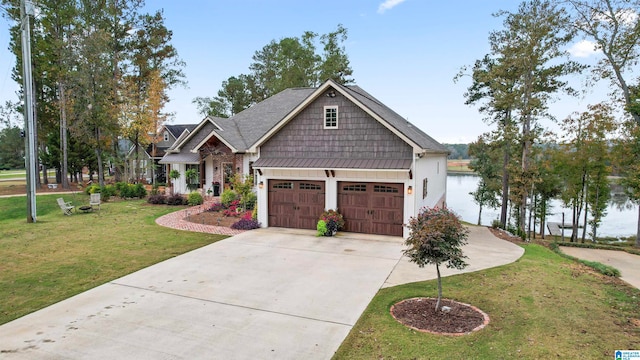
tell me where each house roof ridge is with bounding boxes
[344,85,385,107]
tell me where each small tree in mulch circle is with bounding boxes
[404,207,469,311]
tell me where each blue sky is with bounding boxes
[0,0,606,143]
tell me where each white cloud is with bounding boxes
[618,8,639,25]
[592,8,638,26]
[568,40,600,58]
[377,0,406,14]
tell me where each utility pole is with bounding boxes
[20,0,37,222]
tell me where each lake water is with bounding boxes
[446,174,638,238]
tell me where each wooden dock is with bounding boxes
[547,222,578,237]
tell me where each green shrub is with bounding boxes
[251,207,258,220]
[116,183,146,199]
[316,220,328,237]
[115,182,128,195]
[119,183,134,198]
[243,191,257,210]
[133,183,147,198]
[187,192,204,206]
[85,184,100,195]
[101,185,116,201]
[220,189,238,207]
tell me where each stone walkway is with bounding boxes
[155,201,245,236]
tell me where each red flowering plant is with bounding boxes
[318,209,345,236]
[222,200,242,217]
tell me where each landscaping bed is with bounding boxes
[187,209,241,227]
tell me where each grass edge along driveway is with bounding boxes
[333,244,640,359]
[0,194,227,325]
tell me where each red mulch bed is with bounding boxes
[391,298,489,335]
[187,209,242,227]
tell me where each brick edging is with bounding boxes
[155,201,245,236]
[390,297,490,336]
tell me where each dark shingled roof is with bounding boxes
[337,84,449,153]
[207,116,247,151]
[165,124,197,140]
[158,152,200,164]
[167,128,192,151]
[226,87,316,149]
[163,80,447,158]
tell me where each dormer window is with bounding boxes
[163,131,169,142]
[324,106,338,129]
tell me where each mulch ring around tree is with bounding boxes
[390,298,490,336]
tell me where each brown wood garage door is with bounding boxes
[268,180,325,230]
[338,182,404,236]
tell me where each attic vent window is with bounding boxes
[324,106,338,129]
[163,131,169,142]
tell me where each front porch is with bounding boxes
[161,136,245,195]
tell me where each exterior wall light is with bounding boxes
[407,186,413,195]
[259,181,264,189]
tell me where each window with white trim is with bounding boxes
[163,131,169,142]
[324,106,338,129]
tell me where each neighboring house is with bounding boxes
[126,124,197,184]
[161,79,449,237]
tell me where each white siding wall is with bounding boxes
[171,163,187,195]
[205,155,214,193]
[413,154,448,214]
[244,153,260,186]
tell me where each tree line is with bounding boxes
[0,4,354,185]
[458,0,640,246]
[1,0,184,187]
[192,24,353,118]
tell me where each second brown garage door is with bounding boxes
[268,180,325,230]
[337,182,404,237]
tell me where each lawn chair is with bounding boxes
[90,193,101,211]
[57,198,74,215]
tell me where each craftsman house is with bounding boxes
[126,124,196,184]
[160,79,449,237]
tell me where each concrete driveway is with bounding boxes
[0,227,523,359]
[560,246,640,289]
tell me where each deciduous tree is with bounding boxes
[468,136,502,225]
[556,104,615,242]
[461,0,582,235]
[564,0,640,123]
[404,207,469,311]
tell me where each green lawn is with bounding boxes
[2,194,639,357]
[334,245,640,359]
[0,169,56,180]
[0,194,227,325]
